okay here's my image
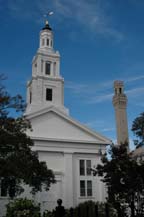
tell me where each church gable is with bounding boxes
[27,110,110,144]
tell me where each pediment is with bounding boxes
[26,107,111,144]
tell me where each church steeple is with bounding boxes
[39,20,53,51]
[112,81,129,146]
[26,21,68,115]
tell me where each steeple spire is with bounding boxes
[25,21,68,115]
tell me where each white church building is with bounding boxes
[0,21,111,215]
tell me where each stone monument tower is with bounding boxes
[112,81,129,145]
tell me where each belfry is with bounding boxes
[26,20,68,116]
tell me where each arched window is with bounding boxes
[45,62,51,75]
[47,39,49,46]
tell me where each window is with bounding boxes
[80,160,85,176]
[53,62,56,76]
[79,160,92,197]
[80,180,85,197]
[79,160,91,176]
[80,180,92,197]
[47,39,49,46]
[86,160,91,175]
[46,88,52,101]
[45,62,51,75]
[87,180,92,196]
[0,179,8,197]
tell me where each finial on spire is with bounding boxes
[42,11,54,31]
[45,20,49,25]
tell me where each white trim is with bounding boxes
[31,136,109,144]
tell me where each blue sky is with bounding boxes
[0,0,144,149]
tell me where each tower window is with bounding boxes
[45,62,51,75]
[47,39,49,46]
[54,62,56,76]
[46,88,52,101]
[119,88,122,94]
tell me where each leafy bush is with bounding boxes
[6,198,41,217]
[43,210,55,217]
[43,200,118,217]
[65,201,117,217]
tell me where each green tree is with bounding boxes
[95,143,144,217]
[0,75,55,198]
[132,112,144,148]
[6,198,40,217]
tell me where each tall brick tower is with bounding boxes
[112,81,129,145]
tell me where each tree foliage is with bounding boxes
[6,198,40,217]
[0,75,55,197]
[132,112,144,148]
[95,143,144,217]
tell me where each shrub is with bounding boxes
[40,200,118,217]
[6,198,41,217]
[65,201,117,217]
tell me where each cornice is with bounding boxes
[31,136,109,145]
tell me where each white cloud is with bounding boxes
[102,127,115,132]
[125,75,144,83]
[52,0,123,40]
[87,93,113,104]
[65,81,89,93]
[126,87,144,98]
[84,119,115,134]
[135,102,144,107]
[3,0,123,40]
[66,73,144,104]
[84,120,105,129]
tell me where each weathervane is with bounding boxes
[43,11,54,25]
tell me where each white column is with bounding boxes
[63,152,74,208]
[51,62,54,76]
[56,60,60,76]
